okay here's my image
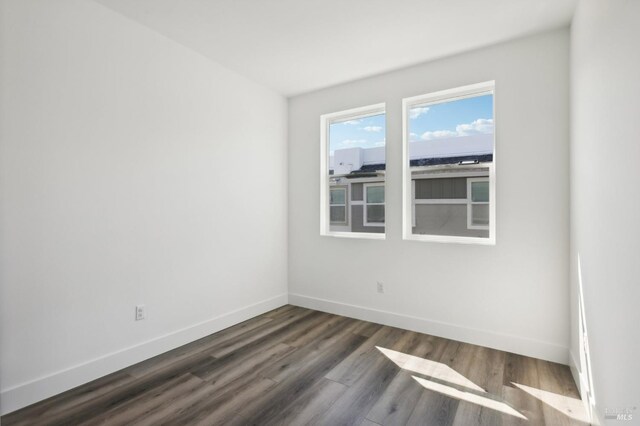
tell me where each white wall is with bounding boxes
[289,29,570,363]
[570,0,640,423]
[0,0,287,414]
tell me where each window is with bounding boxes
[403,81,495,244]
[364,184,385,226]
[468,178,489,230]
[320,103,386,238]
[329,186,348,225]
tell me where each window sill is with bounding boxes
[321,231,386,240]
[403,233,495,245]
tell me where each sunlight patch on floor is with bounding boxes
[413,376,527,419]
[376,346,484,392]
[512,382,590,423]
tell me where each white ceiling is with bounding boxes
[95,0,577,96]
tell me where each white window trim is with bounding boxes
[467,177,490,230]
[320,103,386,240]
[402,81,496,245]
[411,180,416,227]
[363,182,385,227]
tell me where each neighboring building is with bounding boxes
[329,134,492,237]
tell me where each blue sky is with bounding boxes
[409,94,493,141]
[329,113,386,154]
[329,94,493,153]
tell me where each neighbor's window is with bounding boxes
[468,178,489,229]
[403,81,495,244]
[364,183,385,226]
[330,186,348,225]
[320,103,386,238]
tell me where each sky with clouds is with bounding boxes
[329,94,493,154]
[409,94,494,142]
[329,113,386,154]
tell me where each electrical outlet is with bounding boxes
[135,305,146,321]
[377,282,384,294]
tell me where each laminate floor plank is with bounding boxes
[325,326,408,386]
[404,339,478,426]
[366,333,448,426]
[192,342,296,391]
[320,329,417,426]
[352,320,384,337]
[123,316,274,378]
[501,353,546,425]
[451,346,508,426]
[1,305,587,426]
[143,345,292,425]
[208,309,321,358]
[39,351,216,426]
[1,371,134,426]
[283,312,346,347]
[261,378,348,426]
[125,305,308,380]
[262,316,359,383]
[237,331,369,425]
[263,304,298,319]
[158,377,278,426]
[78,373,204,426]
[535,359,589,426]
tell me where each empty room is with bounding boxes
[0,0,638,425]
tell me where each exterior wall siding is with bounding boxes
[412,204,489,238]
[350,182,363,201]
[351,205,384,233]
[415,177,467,199]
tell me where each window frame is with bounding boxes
[320,103,386,240]
[329,186,348,225]
[363,183,385,227]
[402,81,496,245]
[467,177,490,230]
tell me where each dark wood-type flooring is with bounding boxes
[2,305,588,425]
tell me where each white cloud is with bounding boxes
[456,118,494,136]
[372,140,385,147]
[420,130,458,140]
[420,118,494,140]
[342,120,360,125]
[409,107,429,119]
[409,132,419,141]
[362,126,383,132]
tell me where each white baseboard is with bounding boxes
[569,350,598,425]
[569,350,584,394]
[0,293,288,416]
[289,293,569,364]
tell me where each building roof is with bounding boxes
[329,134,493,177]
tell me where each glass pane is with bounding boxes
[330,206,346,223]
[367,205,385,223]
[327,111,385,234]
[330,188,346,205]
[366,186,385,203]
[408,91,493,239]
[471,204,489,226]
[329,113,386,174]
[413,204,489,238]
[471,181,489,202]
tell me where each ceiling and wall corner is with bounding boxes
[94,0,578,96]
